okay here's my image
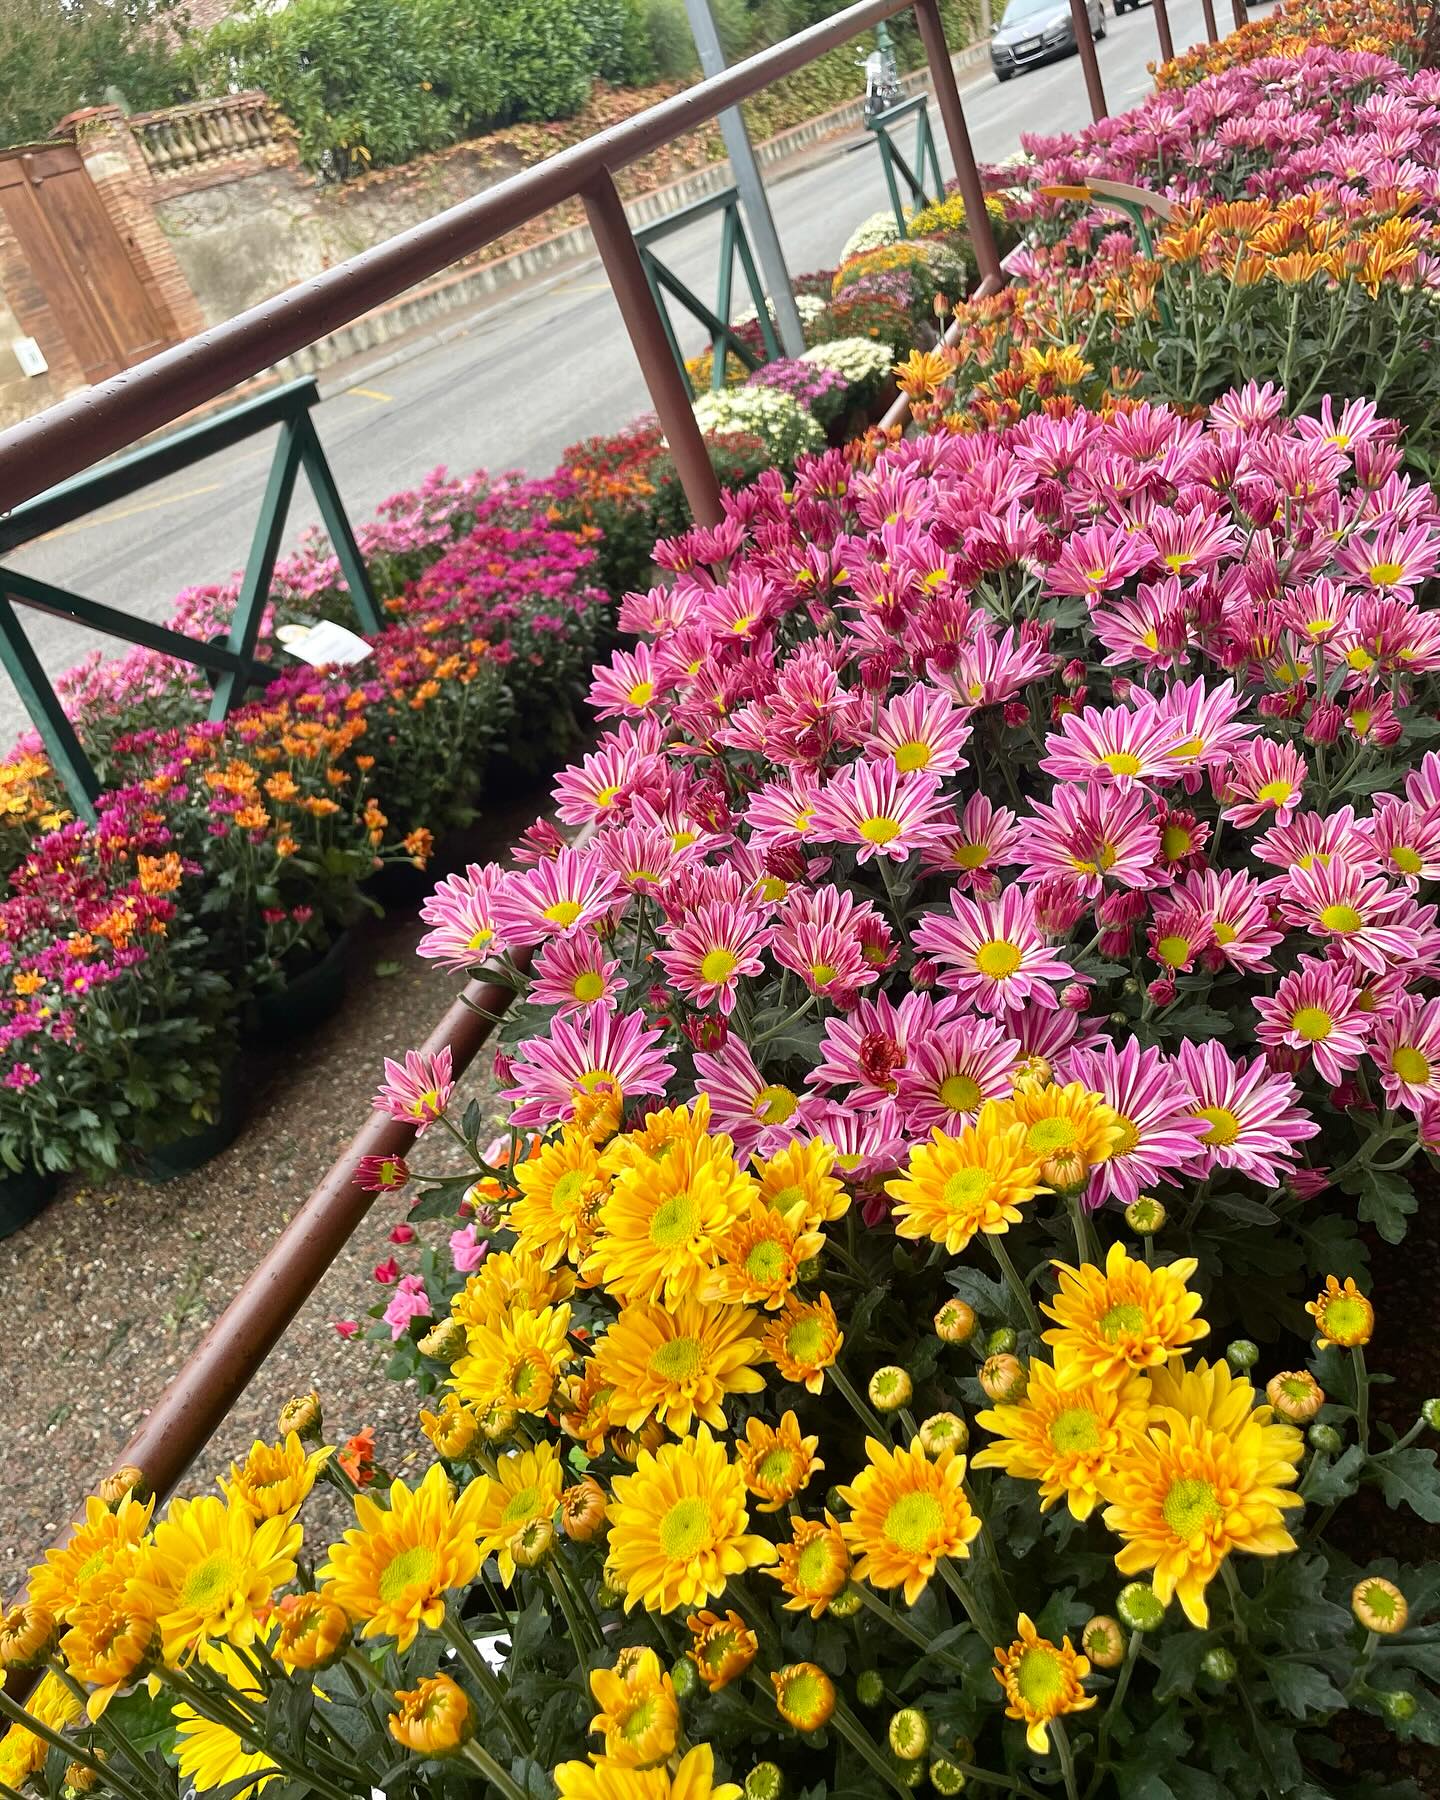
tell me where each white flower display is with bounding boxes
[801,336,896,386]
[840,209,906,260]
[733,293,831,331]
[692,386,826,464]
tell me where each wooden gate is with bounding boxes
[0,142,172,385]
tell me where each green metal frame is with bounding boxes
[0,376,381,822]
[634,186,782,394]
[868,94,943,238]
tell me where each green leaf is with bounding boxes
[1347,1165,1418,1244]
[375,960,402,977]
[1374,1449,1440,1523]
[1154,1628,1214,1703]
[1302,1444,1365,1506]
[1266,1658,1346,1720]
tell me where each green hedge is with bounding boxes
[0,0,193,151]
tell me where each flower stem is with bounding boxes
[851,1582,971,1671]
[44,1659,172,1800]
[937,1558,999,1645]
[988,1233,1042,1336]
[441,1607,534,1756]
[827,1361,890,1440]
[459,1738,531,1800]
[1087,1629,1141,1796]
[150,1666,354,1800]
[828,1694,912,1796]
[1052,1719,1083,1800]
[1352,1346,1370,1456]
[1220,1559,1248,1645]
[0,1685,155,1800]
[1067,1192,1099,1267]
[753,991,818,1046]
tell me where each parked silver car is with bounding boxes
[991,0,1107,82]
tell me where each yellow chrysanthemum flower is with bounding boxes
[997,1082,1125,1169]
[993,1613,1096,1754]
[704,1198,824,1309]
[606,1426,777,1614]
[553,1742,742,1799]
[450,1302,574,1415]
[130,1494,300,1663]
[319,1462,488,1649]
[760,1292,843,1393]
[766,1515,851,1618]
[174,1642,281,1795]
[1042,1242,1209,1385]
[588,1646,679,1769]
[752,1138,850,1229]
[59,1548,157,1719]
[885,1119,1048,1254]
[0,1673,81,1783]
[452,1245,575,1332]
[972,1359,1152,1520]
[27,1492,154,1622]
[594,1297,767,1434]
[558,1364,616,1456]
[736,1411,823,1512]
[1306,1275,1374,1349]
[220,1433,333,1520]
[601,1096,724,1180]
[1101,1359,1304,1627]
[389,1672,473,1755]
[473,1441,565,1585]
[419,1394,483,1462]
[509,1130,608,1269]
[836,1437,982,1605]
[685,1609,758,1692]
[584,1132,759,1308]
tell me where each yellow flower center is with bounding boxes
[1016,1644,1066,1709]
[1195,1104,1241,1146]
[943,1166,995,1210]
[1156,934,1191,966]
[627,681,655,707]
[180,1553,241,1614]
[1320,903,1363,934]
[809,963,838,986]
[1390,1045,1431,1085]
[1160,825,1193,861]
[576,1066,618,1094]
[1213,921,1237,945]
[976,939,1022,979]
[551,1168,587,1210]
[883,1491,944,1552]
[1027,1117,1078,1156]
[649,1336,704,1382]
[1101,751,1143,776]
[1368,560,1404,584]
[572,972,606,1003]
[542,899,583,927]
[1290,1005,1332,1041]
[768,1184,804,1210]
[658,1495,710,1560]
[467,926,494,950]
[938,1073,982,1112]
[859,816,901,844]
[1049,1407,1101,1453]
[785,1317,825,1362]
[700,947,739,984]
[1098,1302,1146,1342]
[892,741,932,772]
[1161,1477,1222,1538]
[1388,842,1422,875]
[593,784,623,807]
[1113,1116,1140,1155]
[649,1190,701,1247]
[745,1240,787,1283]
[953,842,990,869]
[757,1448,798,1487]
[1255,778,1294,806]
[755,1084,798,1123]
[796,1539,835,1587]
[378,1544,439,1602]
[1320,1296,1370,1341]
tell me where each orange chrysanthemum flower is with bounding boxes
[994,1613,1096,1754]
[1042,1242,1209,1384]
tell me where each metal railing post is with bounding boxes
[1201,0,1219,42]
[1068,0,1109,119]
[911,0,1004,287]
[583,171,725,527]
[1152,0,1175,66]
[1229,0,1247,28]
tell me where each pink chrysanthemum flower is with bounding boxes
[1175,1040,1319,1187]
[938,622,1054,708]
[919,792,1020,885]
[1017,783,1161,895]
[1040,703,1187,791]
[594,823,691,893]
[1174,868,1283,974]
[1281,578,1354,646]
[1252,806,1374,881]
[1147,900,1214,974]
[1253,955,1372,1086]
[863,684,973,778]
[501,1011,674,1128]
[416,864,511,971]
[698,570,779,640]
[1091,579,1192,671]
[1044,522,1153,597]
[912,889,1076,1014]
[692,1038,814,1158]
[744,772,826,850]
[1061,1037,1209,1209]
[1296,394,1387,455]
[375,1046,454,1133]
[491,846,625,947]
[587,641,669,720]
[807,991,958,1103]
[1369,996,1440,1112]
[797,1099,907,1182]
[1405,750,1440,813]
[1208,380,1285,432]
[553,739,658,825]
[530,935,627,1017]
[1135,676,1250,786]
[772,914,876,999]
[655,899,773,1017]
[893,1015,1021,1134]
[1142,505,1241,577]
[1278,863,1424,977]
[1363,797,1440,887]
[808,761,956,865]
[1218,737,1307,829]
[1335,517,1440,593]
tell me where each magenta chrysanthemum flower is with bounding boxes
[1135,676,1250,786]
[807,991,957,1103]
[1278,862,1425,976]
[1208,379,1285,432]
[1335,517,1440,593]
[1363,796,1440,887]
[1219,737,1307,829]
[912,889,1076,1014]
[1254,955,1372,1086]
[1061,1037,1210,1209]
[1174,868,1284,974]
[1092,579,1192,671]
[587,641,669,720]
[655,899,773,1016]
[374,1046,455,1133]
[893,1014,1020,1134]
[593,823,691,893]
[491,846,625,947]
[744,772,825,849]
[1044,522,1153,597]
[772,913,876,999]
[530,935,627,1017]
[919,792,1020,885]
[416,863,510,971]
[1142,505,1241,577]
[797,1098,908,1182]
[808,760,955,864]
[501,1010,674,1128]
[1252,806,1372,880]
[553,740,655,825]
[863,683,973,778]
[938,622,1054,708]
[692,1037,814,1158]
[1369,995,1440,1112]
[1017,782,1161,895]
[1175,1040,1319,1187]
[1147,899,1214,973]
[1040,703,1186,791]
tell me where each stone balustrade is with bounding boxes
[128,93,278,180]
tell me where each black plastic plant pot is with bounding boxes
[0,1165,61,1239]
[249,931,351,1044]
[141,1074,246,1185]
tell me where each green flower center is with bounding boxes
[649,1190,701,1248]
[1320,903,1363,935]
[755,1084,798,1123]
[180,1553,241,1614]
[1156,934,1191,966]
[883,1491,944,1553]
[938,1073,982,1113]
[572,972,606,1003]
[658,1496,710,1560]
[942,1167,995,1211]
[1392,845,1423,874]
[551,1169,586,1210]
[378,1544,439,1603]
[1098,1302,1145,1342]
[745,1240,787,1284]
[1016,1645,1066,1708]
[1160,824,1192,860]
[796,1539,834,1587]
[649,1336,704,1383]
[785,1318,824,1362]
[1162,1477,1222,1538]
[757,1448,798,1488]
[1049,1407,1102,1453]
[1027,1117,1077,1156]
[501,1484,540,1525]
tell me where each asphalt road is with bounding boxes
[1,0,1255,742]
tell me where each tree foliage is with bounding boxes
[0,0,193,150]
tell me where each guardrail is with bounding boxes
[128,92,280,180]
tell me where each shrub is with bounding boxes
[692,384,826,464]
[0,0,193,150]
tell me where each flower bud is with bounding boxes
[1378,1690,1417,1724]
[899,1763,927,1789]
[561,1476,608,1543]
[277,1391,323,1442]
[596,1580,625,1609]
[828,1586,863,1619]
[930,1756,968,1796]
[919,1412,968,1456]
[1146,976,1178,1006]
[1098,928,1133,958]
[856,1670,886,1707]
[95,1465,147,1507]
[889,1709,931,1761]
[1226,1340,1259,1372]
[1059,982,1090,1013]
[389,1672,473,1755]
[1080,1616,1125,1669]
[746,1763,785,1800]
[1266,1370,1324,1424]
[772,1663,836,1731]
[510,1516,555,1570]
[910,956,940,990]
[670,1655,700,1701]
[869,1366,913,1412]
[935,1299,977,1343]
[1117,1582,1166,1632]
[64,1763,101,1796]
[825,1486,848,1516]
[1012,1055,1053,1094]
[1040,1148,1089,1197]
[480,1404,519,1444]
[275,1593,350,1671]
[418,1317,468,1364]
[1201,1646,1238,1682]
[1308,1423,1343,1456]
[1125,1195,1166,1235]
[1423,1398,1440,1431]
[0,1604,57,1669]
[980,1354,1026,1403]
[1353,1576,1408,1635]
[682,1013,730,1053]
[1002,701,1030,728]
[986,1327,1018,1356]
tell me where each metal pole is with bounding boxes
[1229,0,1246,29]
[911,0,1003,287]
[1151,0,1175,66]
[1200,0,1219,43]
[582,172,725,527]
[1067,0,1108,119]
[682,0,806,359]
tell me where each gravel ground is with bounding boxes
[0,795,541,1581]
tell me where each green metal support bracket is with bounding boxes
[0,376,381,819]
[868,94,944,239]
[635,185,782,394]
